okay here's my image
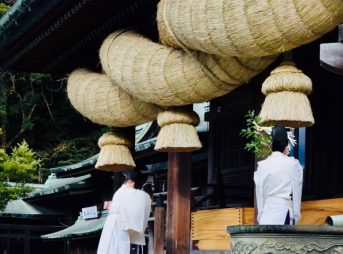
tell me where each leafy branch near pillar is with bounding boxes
[240,110,272,159]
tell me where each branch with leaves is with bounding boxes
[240,110,272,159]
[241,111,297,159]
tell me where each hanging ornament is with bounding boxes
[95,131,135,171]
[155,107,202,152]
[259,60,314,128]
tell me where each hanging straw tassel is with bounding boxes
[95,131,136,171]
[259,61,315,128]
[155,108,202,152]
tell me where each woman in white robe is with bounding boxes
[97,170,152,254]
[254,125,303,225]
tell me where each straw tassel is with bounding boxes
[155,108,202,152]
[95,131,136,171]
[259,61,315,128]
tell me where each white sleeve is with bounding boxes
[143,194,152,231]
[254,170,264,224]
[292,160,303,223]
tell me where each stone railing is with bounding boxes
[228,225,343,254]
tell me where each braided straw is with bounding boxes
[157,108,200,127]
[99,30,275,107]
[95,131,136,172]
[157,0,343,57]
[67,69,161,127]
[155,108,202,152]
[98,131,132,148]
[259,92,314,128]
[259,62,314,128]
[262,61,312,95]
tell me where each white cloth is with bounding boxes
[97,185,152,254]
[254,152,303,225]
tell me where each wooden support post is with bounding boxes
[166,152,191,254]
[24,230,30,254]
[154,200,166,254]
[254,157,261,224]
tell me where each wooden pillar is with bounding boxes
[166,152,191,254]
[6,229,10,254]
[253,157,260,224]
[24,230,30,254]
[64,240,71,254]
[154,198,166,254]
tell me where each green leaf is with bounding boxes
[241,110,272,159]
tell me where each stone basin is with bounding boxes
[227,225,343,254]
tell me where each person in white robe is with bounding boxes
[97,169,152,254]
[254,125,303,225]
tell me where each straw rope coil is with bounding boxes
[259,61,315,128]
[95,131,136,171]
[157,109,200,127]
[155,108,202,152]
[100,30,275,106]
[98,131,132,148]
[67,69,161,127]
[261,61,312,95]
[157,0,343,57]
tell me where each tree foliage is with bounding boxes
[0,2,104,209]
[0,70,104,210]
[2,140,40,181]
[0,141,40,210]
[1,72,102,155]
[0,3,10,18]
[0,71,103,182]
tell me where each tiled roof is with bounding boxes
[49,155,98,174]
[0,199,62,217]
[25,174,91,199]
[41,212,108,239]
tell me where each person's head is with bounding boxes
[271,125,288,153]
[122,169,139,188]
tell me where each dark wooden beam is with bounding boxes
[166,152,191,254]
[0,224,64,231]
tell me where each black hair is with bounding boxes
[271,125,288,152]
[122,169,139,183]
[272,140,288,152]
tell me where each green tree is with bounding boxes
[0,72,57,149]
[0,140,40,210]
[0,71,102,181]
[0,3,10,18]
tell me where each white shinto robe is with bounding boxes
[97,185,151,254]
[254,152,303,225]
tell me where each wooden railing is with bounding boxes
[191,198,343,250]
